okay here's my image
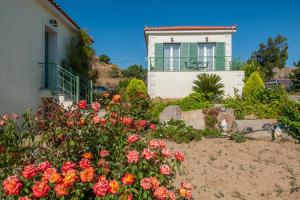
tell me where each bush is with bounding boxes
[243,71,264,101]
[200,128,223,138]
[151,120,202,143]
[231,132,247,143]
[99,54,110,64]
[279,101,300,142]
[177,93,212,111]
[122,65,147,82]
[115,78,131,96]
[125,78,147,99]
[242,61,261,82]
[0,96,192,199]
[193,73,224,102]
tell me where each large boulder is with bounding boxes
[181,109,205,130]
[216,108,236,134]
[159,105,182,122]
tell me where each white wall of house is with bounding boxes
[0,0,77,115]
[148,71,244,99]
[146,31,233,71]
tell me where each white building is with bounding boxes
[144,26,244,99]
[0,0,90,115]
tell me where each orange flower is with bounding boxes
[3,176,22,195]
[80,167,95,182]
[79,118,85,125]
[82,152,93,159]
[62,169,77,186]
[112,95,121,103]
[153,186,168,200]
[150,176,160,190]
[121,173,135,185]
[108,180,120,194]
[42,168,57,181]
[103,92,110,98]
[54,183,68,197]
[61,161,76,174]
[49,173,62,184]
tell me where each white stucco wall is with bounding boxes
[0,0,77,115]
[148,71,244,99]
[146,31,234,71]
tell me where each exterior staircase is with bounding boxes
[40,62,93,107]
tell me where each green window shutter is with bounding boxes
[215,42,225,70]
[190,43,198,69]
[180,43,190,70]
[154,43,163,71]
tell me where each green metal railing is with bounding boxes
[39,62,93,104]
[149,56,243,71]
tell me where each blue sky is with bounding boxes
[56,0,300,68]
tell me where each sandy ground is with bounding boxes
[169,138,300,200]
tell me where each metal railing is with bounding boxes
[149,56,242,71]
[39,62,93,104]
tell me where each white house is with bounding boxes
[0,0,90,115]
[144,26,244,99]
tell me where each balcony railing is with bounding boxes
[149,56,242,71]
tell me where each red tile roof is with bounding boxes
[144,26,236,32]
[47,0,80,30]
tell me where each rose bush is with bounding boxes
[1,93,192,199]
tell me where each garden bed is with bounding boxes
[170,138,300,200]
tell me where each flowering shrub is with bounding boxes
[1,94,192,199]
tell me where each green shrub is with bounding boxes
[200,128,223,138]
[203,108,220,129]
[243,71,264,101]
[242,61,261,82]
[177,92,212,111]
[99,54,110,64]
[278,101,300,142]
[192,73,224,102]
[125,78,147,99]
[231,132,247,143]
[151,120,202,143]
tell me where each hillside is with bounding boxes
[91,58,124,88]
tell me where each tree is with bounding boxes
[249,35,288,81]
[192,74,224,102]
[242,72,265,101]
[291,60,300,91]
[122,65,147,82]
[99,54,110,64]
[242,61,261,82]
[65,30,95,79]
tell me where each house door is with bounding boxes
[198,43,215,70]
[164,44,180,71]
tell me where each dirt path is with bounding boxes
[168,138,300,200]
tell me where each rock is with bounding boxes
[216,108,235,134]
[159,105,182,122]
[181,109,205,130]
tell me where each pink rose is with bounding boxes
[149,123,156,131]
[160,164,172,175]
[92,116,101,124]
[161,149,172,158]
[138,120,147,127]
[122,117,133,126]
[142,148,154,160]
[154,186,168,200]
[22,164,37,179]
[2,114,9,120]
[99,149,110,158]
[127,134,140,143]
[12,113,18,120]
[140,178,151,190]
[38,161,52,172]
[126,150,139,163]
[91,102,101,112]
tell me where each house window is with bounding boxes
[198,43,215,70]
[164,44,180,71]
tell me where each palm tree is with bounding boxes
[192,74,224,101]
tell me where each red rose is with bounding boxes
[78,100,87,109]
[79,158,91,169]
[122,117,133,126]
[61,161,76,174]
[22,164,37,179]
[32,181,50,198]
[38,161,52,172]
[19,196,32,200]
[3,176,23,195]
[174,151,185,161]
[138,120,147,127]
[91,102,101,112]
[149,123,156,131]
